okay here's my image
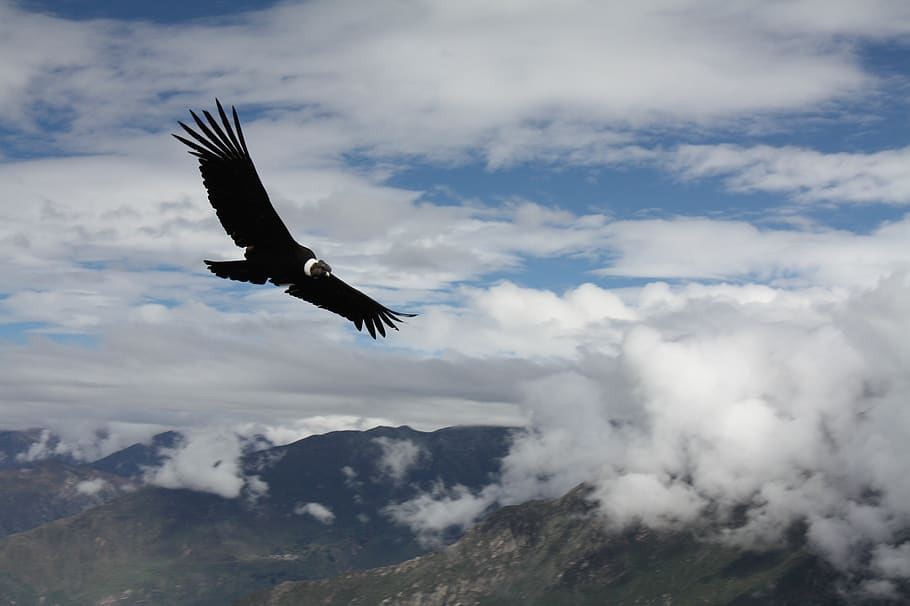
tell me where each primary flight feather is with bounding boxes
[174,100,415,339]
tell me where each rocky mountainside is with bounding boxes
[235,484,905,606]
[0,425,516,606]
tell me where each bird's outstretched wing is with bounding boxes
[286,277,416,339]
[173,100,296,249]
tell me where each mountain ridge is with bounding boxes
[234,484,905,606]
[0,425,517,605]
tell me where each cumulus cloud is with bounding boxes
[294,502,336,525]
[389,272,910,586]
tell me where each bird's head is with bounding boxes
[304,258,332,278]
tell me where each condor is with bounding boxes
[174,100,415,339]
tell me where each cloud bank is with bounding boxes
[2,0,908,167]
[390,271,910,591]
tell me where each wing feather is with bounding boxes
[285,276,416,339]
[231,105,251,155]
[173,100,295,249]
[216,101,245,154]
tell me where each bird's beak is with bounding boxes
[318,260,332,277]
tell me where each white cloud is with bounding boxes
[404,281,634,358]
[145,430,267,499]
[294,502,336,525]
[75,477,110,496]
[389,271,910,585]
[1,0,904,163]
[385,482,490,547]
[373,437,426,483]
[670,144,910,205]
[598,473,704,529]
[598,216,910,287]
[15,430,62,463]
[238,417,397,448]
[8,423,168,466]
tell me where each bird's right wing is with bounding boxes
[173,100,296,249]
[286,276,416,339]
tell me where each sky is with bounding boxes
[3,0,910,594]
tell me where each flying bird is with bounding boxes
[174,100,415,339]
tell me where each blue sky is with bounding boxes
[6,0,910,583]
[20,0,281,23]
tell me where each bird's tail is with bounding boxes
[204,260,268,285]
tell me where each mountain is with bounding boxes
[0,429,41,467]
[0,425,516,606]
[0,461,129,539]
[248,425,513,531]
[235,484,906,606]
[0,429,75,469]
[89,430,182,478]
[1,426,905,606]
[0,429,179,539]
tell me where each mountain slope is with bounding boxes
[235,484,899,606]
[0,425,515,606]
[89,430,182,478]
[0,462,129,538]
[0,429,180,539]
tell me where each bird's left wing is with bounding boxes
[286,276,416,339]
[173,100,296,249]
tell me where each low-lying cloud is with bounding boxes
[373,437,426,483]
[294,502,336,525]
[390,271,910,589]
[145,430,268,500]
[385,482,490,547]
